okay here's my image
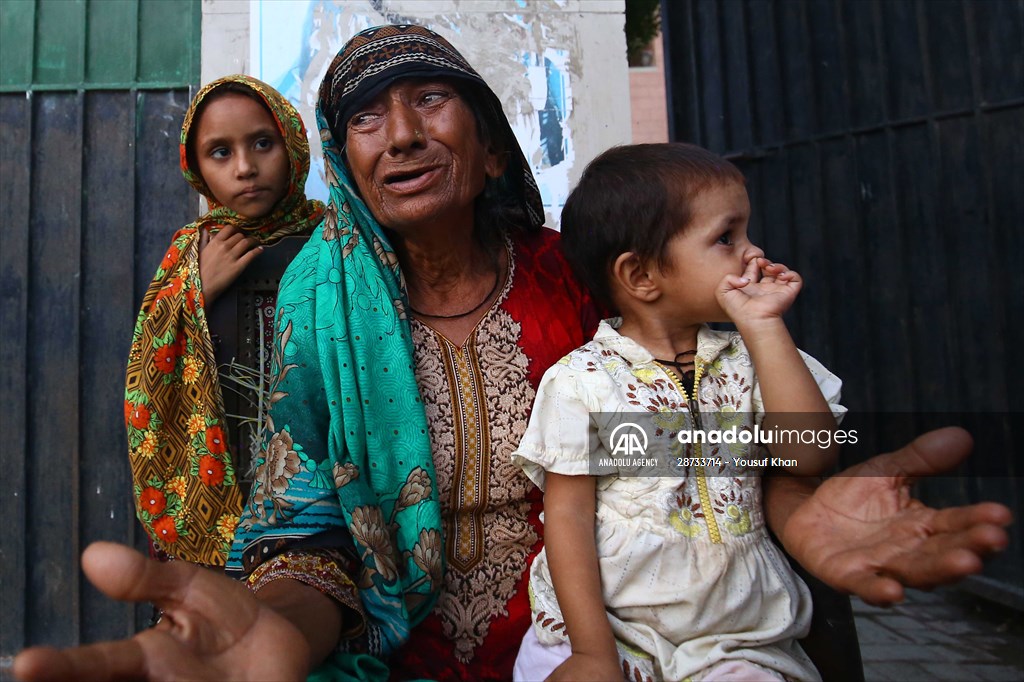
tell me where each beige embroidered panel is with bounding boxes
[411,302,538,663]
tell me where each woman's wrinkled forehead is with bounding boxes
[319,24,485,135]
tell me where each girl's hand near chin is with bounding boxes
[198,225,264,306]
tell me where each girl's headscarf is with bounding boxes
[228,25,542,680]
[126,75,325,567]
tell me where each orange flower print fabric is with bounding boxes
[125,75,325,566]
[125,228,241,564]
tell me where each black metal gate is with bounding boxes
[662,0,1023,603]
[0,87,195,656]
[1,0,200,656]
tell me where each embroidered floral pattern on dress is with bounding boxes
[555,329,768,538]
[350,505,399,583]
[668,488,705,538]
[411,297,539,663]
[249,428,301,522]
[516,321,844,681]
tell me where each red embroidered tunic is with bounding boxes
[393,227,599,680]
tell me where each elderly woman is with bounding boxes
[224,25,599,679]
[14,25,1011,682]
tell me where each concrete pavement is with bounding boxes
[854,587,1024,682]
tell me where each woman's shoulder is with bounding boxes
[506,226,601,340]
[510,225,563,260]
[275,225,326,296]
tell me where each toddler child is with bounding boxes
[512,143,844,681]
[125,75,325,567]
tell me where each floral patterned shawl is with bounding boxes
[126,75,325,566]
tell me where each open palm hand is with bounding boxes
[14,542,310,682]
[778,428,1013,606]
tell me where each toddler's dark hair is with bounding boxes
[561,143,745,311]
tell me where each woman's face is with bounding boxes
[343,79,505,232]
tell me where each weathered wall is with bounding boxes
[0,88,196,655]
[200,0,631,227]
[1,0,203,656]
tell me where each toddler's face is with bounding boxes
[656,181,763,322]
[192,93,290,219]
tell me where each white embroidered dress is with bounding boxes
[513,320,846,682]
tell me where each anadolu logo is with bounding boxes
[610,422,648,456]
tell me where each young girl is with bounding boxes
[125,75,325,567]
[513,143,845,682]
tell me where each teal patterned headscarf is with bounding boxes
[228,28,452,680]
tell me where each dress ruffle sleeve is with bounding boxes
[512,361,600,490]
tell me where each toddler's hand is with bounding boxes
[717,252,801,326]
[546,651,622,682]
[198,226,263,306]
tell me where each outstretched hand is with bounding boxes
[14,542,310,682]
[775,427,1012,606]
[718,254,802,325]
[198,226,263,306]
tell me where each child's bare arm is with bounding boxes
[198,226,264,306]
[719,254,838,474]
[543,472,621,681]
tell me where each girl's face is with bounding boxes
[192,93,289,219]
[654,181,764,323]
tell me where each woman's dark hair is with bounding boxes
[560,143,745,311]
[185,83,275,176]
[458,82,531,249]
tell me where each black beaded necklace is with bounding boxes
[653,350,698,393]
[408,269,500,320]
